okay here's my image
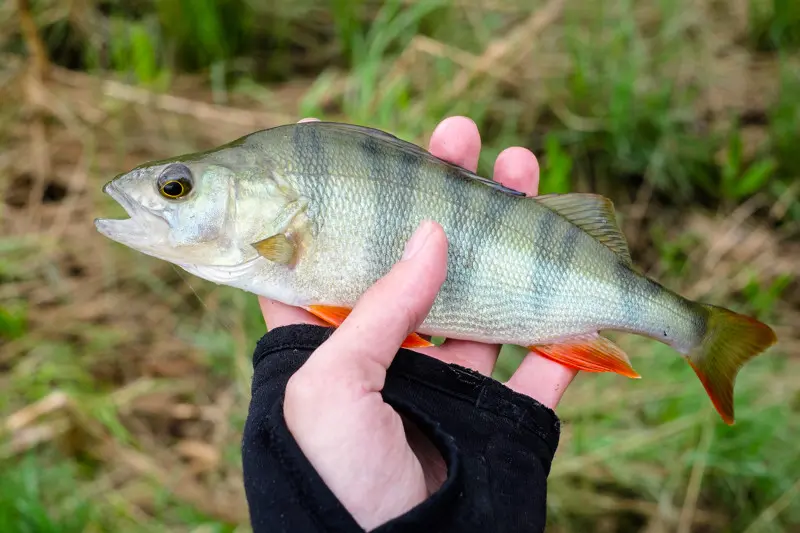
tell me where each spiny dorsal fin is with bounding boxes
[300,122,527,198]
[534,193,632,265]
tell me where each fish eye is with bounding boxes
[157,163,193,200]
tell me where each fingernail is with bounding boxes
[402,221,433,261]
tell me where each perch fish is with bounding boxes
[95,121,777,424]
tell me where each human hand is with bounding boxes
[259,116,578,529]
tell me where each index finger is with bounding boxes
[428,116,481,172]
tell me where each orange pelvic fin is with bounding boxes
[307,305,351,326]
[307,305,434,349]
[528,333,640,378]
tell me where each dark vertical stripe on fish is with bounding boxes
[474,189,518,317]
[614,260,640,327]
[556,223,582,328]
[291,125,323,175]
[360,134,420,271]
[292,124,331,217]
[527,209,559,325]
[439,168,478,309]
[560,221,581,256]
[559,224,581,272]
[396,147,422,242]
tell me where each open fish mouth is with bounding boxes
[94,181,169,246]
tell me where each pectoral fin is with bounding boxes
[307,305,434,348]
[252,234,295,264]
[528,333,640,378]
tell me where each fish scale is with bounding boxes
[285,127,656,343]
[95,121,777,424]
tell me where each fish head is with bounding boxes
[95,153,279,270]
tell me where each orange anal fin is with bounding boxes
[528,334,640,379]
[306,305,434,349]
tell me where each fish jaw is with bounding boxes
[94,180,172,256]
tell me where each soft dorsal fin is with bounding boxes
[534,193,632,264]
[300,122,527,198]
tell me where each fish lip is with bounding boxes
[100,180,139,219]
[94,181,168,242]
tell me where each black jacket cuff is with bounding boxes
[242,324,561,532]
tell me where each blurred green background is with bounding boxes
[1,0,798,531]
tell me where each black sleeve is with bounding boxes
[242,324,561,533]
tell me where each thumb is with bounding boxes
[307,220,448,390]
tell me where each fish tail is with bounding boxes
[687,304,776,425]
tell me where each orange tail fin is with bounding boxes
[687,305,776,425]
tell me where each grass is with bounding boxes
[1,0,799,531]
[0,454,93,533]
